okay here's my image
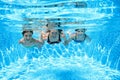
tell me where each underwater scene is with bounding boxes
[0,0,120,80]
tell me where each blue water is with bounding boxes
[0,0,120,80]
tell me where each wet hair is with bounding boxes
[75,29,79,31]
[58,29,63,33]
[47,29,63,34]
[57,18,61,27]
[75,28,86,32]
[22,30,33,36]
[57,22,61,27]
[46,24,48,27]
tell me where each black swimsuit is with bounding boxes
[47,31,61,44]
[46,19,62,44]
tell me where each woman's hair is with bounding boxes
[22,30,33,36]
[46,29,63,34]
[58,29,63,33]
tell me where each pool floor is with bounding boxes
[0,56,120,80]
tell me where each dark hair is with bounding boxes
[58,29,62,33]
[22,30,33,36]
[75,29,80,31]
[57,18,61,27]
[47,29,62,34]
[46,24,48,27]
[57,22,61,27]
[75,28,86,32]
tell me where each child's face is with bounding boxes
[50,30,59,37]
[76,29,85,34]
[24,32,33,41]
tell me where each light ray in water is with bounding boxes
[0,41,120,80]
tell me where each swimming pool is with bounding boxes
[0,0,120,80]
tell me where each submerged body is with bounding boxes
[41,29,67,45]
[19,30,43,48]
[66,28,91,44]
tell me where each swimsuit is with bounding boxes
[47,32,61,44]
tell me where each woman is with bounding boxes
[41,29,67,45]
